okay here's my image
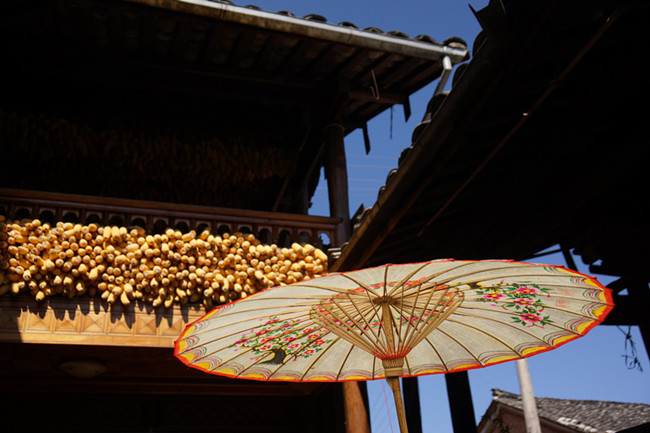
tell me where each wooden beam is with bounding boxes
[343,382,371,433]
[403,377,423,433]
[445,371,477,433]
[324,122,351,247]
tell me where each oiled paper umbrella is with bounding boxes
[175,259,613,433]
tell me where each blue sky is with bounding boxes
[244,1,649,431]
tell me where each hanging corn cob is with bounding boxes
[0,215,328,309]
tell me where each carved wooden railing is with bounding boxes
[0,188,339,248]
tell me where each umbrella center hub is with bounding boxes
[372,295,399,306]
[310,286,465,373]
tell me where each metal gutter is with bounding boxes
[127,0,469,63]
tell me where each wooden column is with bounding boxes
[403,377,423,433]
[323,123,350,247]
[343,382,371,433]
[445,371,477,433]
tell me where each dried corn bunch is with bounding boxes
[0,215,328,309]
[0,109,299,207]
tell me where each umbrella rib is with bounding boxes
[420,335,450,373]
[389,303,404,350]
[230,322,337,380]
[196,323,340,378]
[187,311,313,344]
[455,304,587,336]
[343,293,384,344]
[386,302,406,353]
[435,326,486,368]
[193,342,265,375]
[190,321,316,365]
[385,261,466,298]
[403,352,413,376]
[403,285,453,347]
[391,260,532,298]
[338,273,382,299]
[318,301,381,354]
[401,283,445,346]
[186,309,332,361]
[395,266,406,338]
[385,264,455,346]
[286,332,359,382]
[482,282,612,302]
[335,297,383,345]
[400,282,421,345]
[234,350,287,379]
[397,280,442,298]
[290,282,371,295]
[360,288,384,341]
[451,310,560,340]
[197,301,317,319]
[462,299,606,321]
[407,290,461,349]
[372,354,378,379]
[413,264,561,290]
[443,316,544,357]
[398,281,406,341]
[454,279,604,294]
[333,343,357,381]
[448,272,594,292]
[187,307,315,339]
[385,262,430,298]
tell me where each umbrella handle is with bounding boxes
[386,376,409,433]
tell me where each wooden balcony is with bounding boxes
[0,188,340,348]
[0,191,345,433]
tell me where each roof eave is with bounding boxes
[128,0,469,63]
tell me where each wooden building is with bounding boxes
[0,0,468,432]
[478,389,650,433]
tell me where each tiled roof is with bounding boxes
[490,389,650,433]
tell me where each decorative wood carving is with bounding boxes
[0,295,205,347]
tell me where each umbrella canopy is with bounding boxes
[175,259,613,432]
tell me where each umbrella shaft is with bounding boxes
[386,376,409,433]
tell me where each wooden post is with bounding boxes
[445,371,477,433]
[343,381,371,433]
[403,377,423,433]
[323,122,350,247]
[516,359,542,433]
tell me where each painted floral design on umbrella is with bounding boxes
[230,316,333,362]
[475,282,552,327]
